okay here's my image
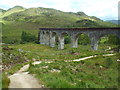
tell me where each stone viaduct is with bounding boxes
[39,28,120,50]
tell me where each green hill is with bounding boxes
[1,6,25,18]
[1,6,118,44]
[0,8,6,18]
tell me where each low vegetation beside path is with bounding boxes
[28,55,119,88]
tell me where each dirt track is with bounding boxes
[9,61,42,88]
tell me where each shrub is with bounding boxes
[100,35,120,45]
[78,34,90,45]
[21,31,37,43]
[64,36,71,44]
[107,35,120,45]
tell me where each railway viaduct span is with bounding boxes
[39,28,120,50]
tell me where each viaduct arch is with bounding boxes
[39,28,120,50]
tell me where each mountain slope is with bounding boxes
[1,6,25,18]
[1,6,118,44]
[0,8,6,17]
[2,7,118,27]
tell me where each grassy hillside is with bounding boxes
[0,8,6,17]
[1,6,25,18]
[1,6,118,44]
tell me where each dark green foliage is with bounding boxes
[21,31,37,43]
[107,35,120,45]
[78,34,90,45]
[64,36,71,44]
[100,35,120,45]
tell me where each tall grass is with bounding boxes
[2,73,10,88]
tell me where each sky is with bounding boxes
[0,0,119,20]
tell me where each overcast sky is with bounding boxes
[0,0,119,20]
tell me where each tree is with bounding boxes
[21,31,37,43]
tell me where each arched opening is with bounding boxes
[72,33,90,49]
[99,34,120,52]
[58,32,70,49]
[77,33,90,45]
[39,31,46,44]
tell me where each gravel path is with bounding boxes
[8,61,42,88]
[72,54,114,62]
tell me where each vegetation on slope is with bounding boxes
[1,6,25,18]
[1,6,118,44]
[2,42,119,88]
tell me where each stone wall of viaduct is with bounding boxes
[39,28,120,50]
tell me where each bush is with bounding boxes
[78,34,90,45]
[21,31,37,43]
[64,36,71,44]
[100,35,120,45]
[107,35,120,45]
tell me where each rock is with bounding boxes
[18,49,23,52]
[73,53,79,55]
[3,47,13,50]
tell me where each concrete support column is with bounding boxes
[50,32,56,47]
[90,36,99,50]
[71,35,78,48]
[43,32,47,45]
[45,32,50,45]
[58,34,64,49]
[38,31,41,44]
[39,31,45,44]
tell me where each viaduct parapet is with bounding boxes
[39,28,120,50]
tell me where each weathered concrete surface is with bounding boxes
[39,28,120,50]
